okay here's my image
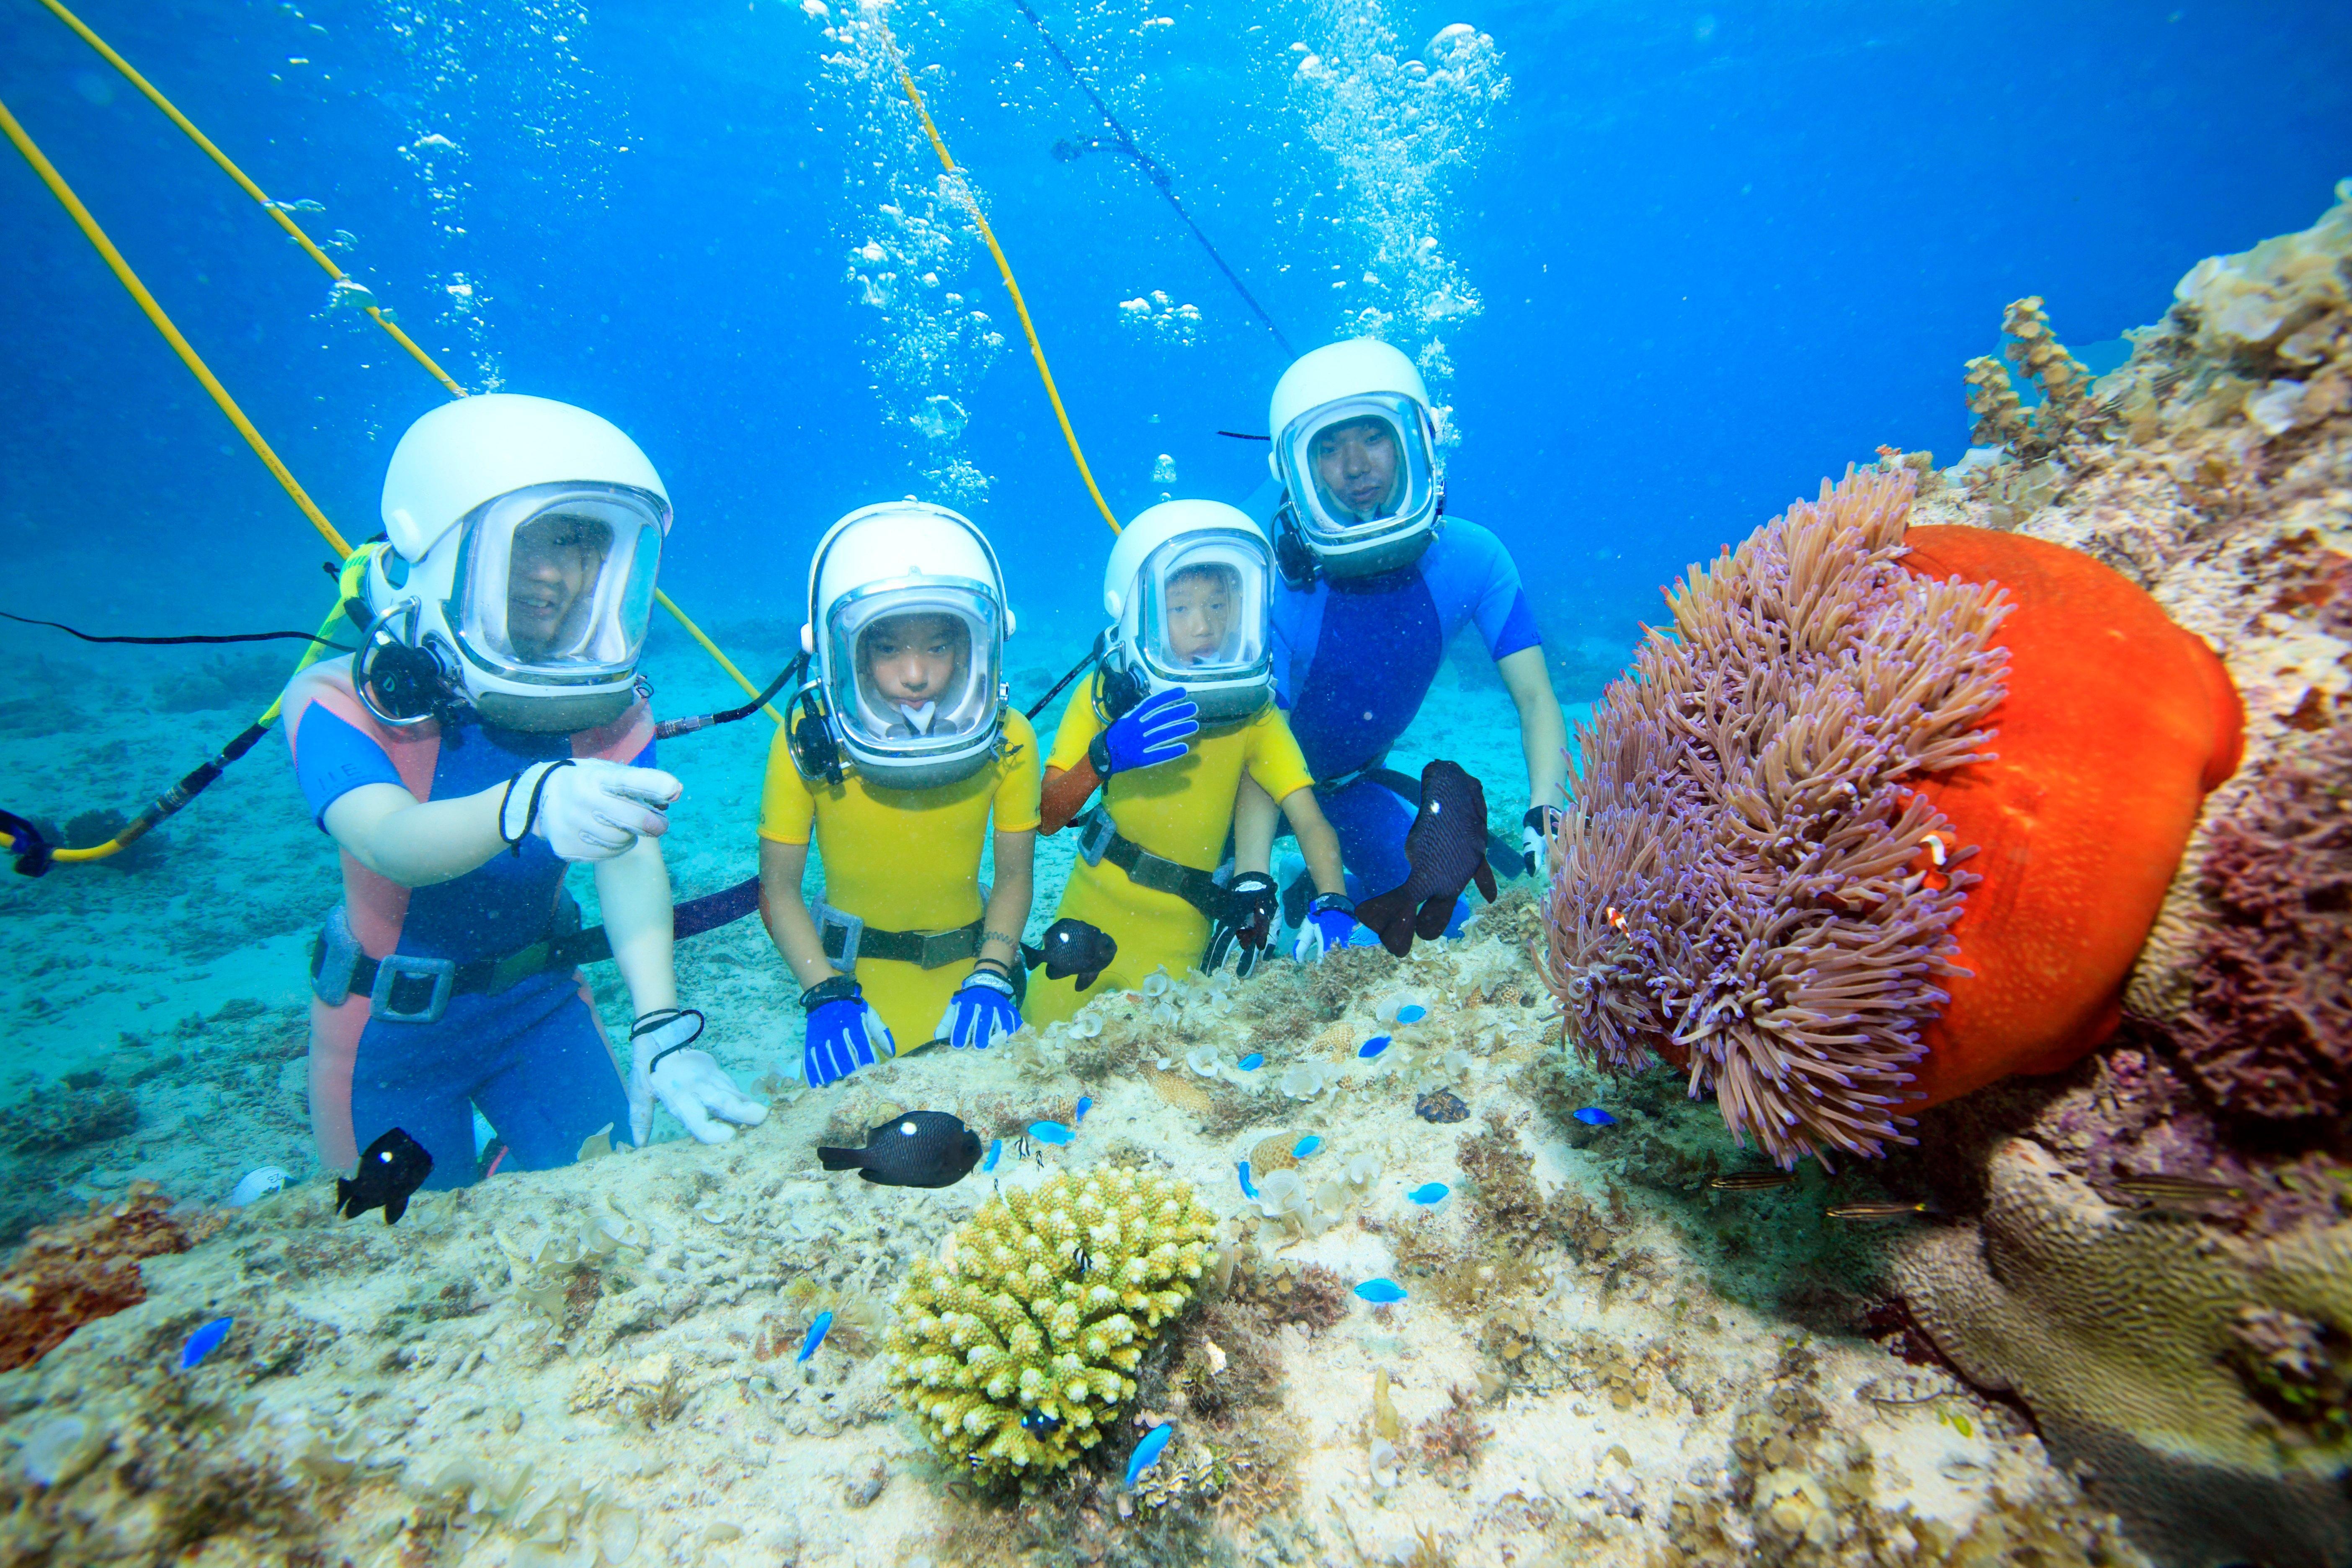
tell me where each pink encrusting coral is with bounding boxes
[1539,468,2012,1166]
[2173,714,2352,1122]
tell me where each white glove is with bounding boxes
[1522,805,1562,882]
[506,758,682,863]
[628,1008,770,1146]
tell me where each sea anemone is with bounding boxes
[1541,467,2241,1165]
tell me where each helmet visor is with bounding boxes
[826,588,1003,760]
[1274,392,1437,547]
[1133,531,1271,687]
[454,483,666,680]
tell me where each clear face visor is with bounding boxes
[1132,534,1271,684]
[452,483,667,678]
[826,589,1002,756]
[1275,392,1438,544]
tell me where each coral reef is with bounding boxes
[1894,1139,2352,1566]
[0,1184,190,1372]
[887,1165,1218,1487]
[0,1083,138,1154]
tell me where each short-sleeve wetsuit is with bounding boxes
[756,709,1042,1048]
[281,661,653,1188]
[1026,675,1314,1025]
[1269,518,1542,895]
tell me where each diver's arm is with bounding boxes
[757,838,838,989]
[1277,787,1347,897]
[980,829,1035,972]
[322,781,510,887]
[1497,646,1570,811]
[1039,763,1101,836]
[1232,774,1281,875]
[595,834,677,1015]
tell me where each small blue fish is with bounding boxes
[1292,1135,1323,1159]
[1124,1421,1175,1487]
[1395,1003,1429,1024]
[1408,1183,1449,1205]
[1357,1034,1393,1059]
[1029,1120,1075,1146]
[1237,1160,1258,1201]
[1573,1107,1617,1127]
[1238,1053,1264,1071]
[179,1317,232,1371]
[1354,1278,1408,1304]
[1074,1095,1094,1125]
[797,1310,834,1362]
[981,1137,1003,1173]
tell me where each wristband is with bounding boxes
[500,760,575,856]
[1087,730,1115,779]
[631,1007,706,1077]
[800,974,860,1011]
[1307,892,1357,917]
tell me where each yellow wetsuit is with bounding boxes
[757,710,1042,1050]
[1028,676,1314,1025]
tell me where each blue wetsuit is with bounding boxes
[1270,518,1542,899]
[291,696,648,1188]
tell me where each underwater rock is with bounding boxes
[0,1086,138,1154]
[0,1183,189,1372]
[886,1165,1216,1487]
[1414,1088,1468,1124]
[1896,1138,2352,1568]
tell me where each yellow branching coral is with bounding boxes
[1963,355,2030,450]
[887,1166,1217,1486]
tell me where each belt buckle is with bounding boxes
[1075,809,1116,867]
[370,953,457,1023]
[916,925,979,970]
[813,901,864,971]
[310,903,362,1006]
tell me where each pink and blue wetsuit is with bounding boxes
[1269,518,1543,902]
[282,662,655,1187]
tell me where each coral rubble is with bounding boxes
[887,1165,1217,1487]
[0,1183,189,1372]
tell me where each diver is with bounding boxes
[755,503,1040,1087]
[285,393,767,1191]
[1026,500,1350,1025]
[1247,338,1568,929]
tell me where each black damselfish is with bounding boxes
[1354,761,1498,957]
[337,1126,433,1225]
[818,1111,984,1189]
[1024,918,1118,991]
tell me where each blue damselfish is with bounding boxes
[1029,1120,1075,1146]
[1407,1183,1449,1205]
[1237,1160,1258,1200]
[1124,1421,1176,1487]
[1395,1003,1429,1024]
[1292,1135,1323,1158]
[981,1137,1003,1172]
[1238,1053,1264,1071]
[1074,1095,1094,1125]
[1358,1035,1392,1059]
[1354,1278,1408,1304]
[179,1317,232,1371]
[1573,1107,1617,1127]
[798,1310,833,1362]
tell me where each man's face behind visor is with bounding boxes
[507,513,613,662]
[1313,416,1401,521]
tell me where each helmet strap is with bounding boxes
[1272,493,1321,591]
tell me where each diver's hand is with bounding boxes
[1522,805,1562,881]
[628,1008,769,1145]
[801,975,895,1087]
[935,966,1023,1050]
[509,759,682,863]
[1088,687,1199,777]
[1204,872,1278,979]
[1290,892,1359,964]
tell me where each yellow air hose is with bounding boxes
[886,39,1122,536]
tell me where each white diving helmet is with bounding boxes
[794,501,1012,792]
[1097,500,1273,728]
[360,394,670,734]
[1267,338,1443,585]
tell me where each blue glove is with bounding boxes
[1204,872,1279,978]
[801,976,895,1087]
[1088,686,1199,777]
[1291,893,1360,964]
[935,967,1024,1050]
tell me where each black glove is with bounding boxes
[1204,872,1279,979]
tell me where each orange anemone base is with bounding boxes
[1896,526,2244,1111]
